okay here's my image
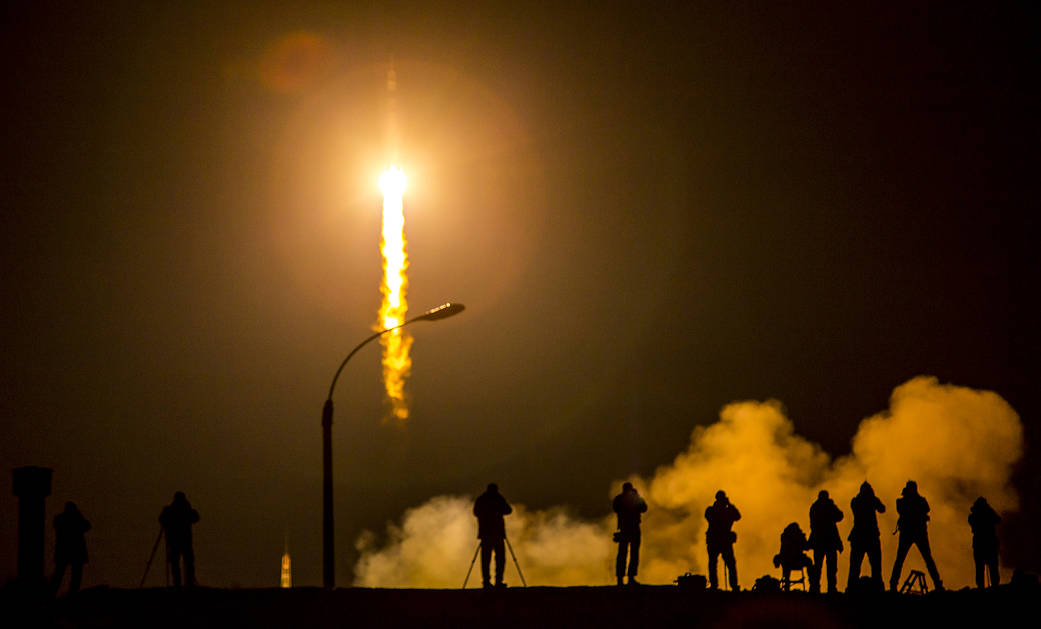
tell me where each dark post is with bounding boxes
[12,466,52,583]
[318,303,463,589]
[322,399,334,588]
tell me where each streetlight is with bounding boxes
[321,301,465,588]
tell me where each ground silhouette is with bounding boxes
[4,582,1037,629]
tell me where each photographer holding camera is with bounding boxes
[705,490,741,591]
[889,480,943,591]
[612,482,647,586]
[473,483,514,589]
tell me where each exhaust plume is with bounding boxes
[354,377,1022,588]
[377,165,412,421]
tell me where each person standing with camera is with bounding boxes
[473,483,513,589]
[612,482,647,586]
[889,480,943,592]
[51,501,91,596]
[705,490,741,591]
[847,481,886,590]
[808,489,844,593]
[159,491,200,587]
[968,496,1000,588]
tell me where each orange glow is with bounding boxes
[258,31,333,93]
[378,166,412,421]
[280,542,292,588]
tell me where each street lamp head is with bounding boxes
[418,302,465,321]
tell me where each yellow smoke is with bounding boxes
[354,497,616,587]
[378,166,413,421]
[353,377,1023,588]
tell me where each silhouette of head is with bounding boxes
[818,490,829,500]
[902,480,918,496]
[784,522,801,534]
[173,491,187,503]
[487,483,499,493]
[859,481,874,496]
[715,490,727,502]
[973,496,988,508]
[64,501,78,513]
[622,482,634,493]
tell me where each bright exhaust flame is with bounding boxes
[378,165,412,421]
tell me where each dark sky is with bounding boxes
[2,2,1038,587]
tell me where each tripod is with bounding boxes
[139,527,166,587]
[462,538,527,589]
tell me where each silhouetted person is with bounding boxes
[889,480,942,591]
[612,482,648,586]
[705,490,741,590]
[159,491,199,587]
[847,481,886,589]
[968,496,1000,588]
[51,502,90,596]
[773,522,813,591]
[473,483,513,589]
[808,489,844,593]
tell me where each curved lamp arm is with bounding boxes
[321,301,463,588]
[325,302,465,401]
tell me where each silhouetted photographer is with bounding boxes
[808,489,844,593]
[705,490,741,591]
[773,522,813,591]
[51,501,90,596]
[847,481,886,590]
[889,480,943,592]
[159,491,199,587]
[473,483,513,589]
[612,482,647,586]
[968,496,1000,588]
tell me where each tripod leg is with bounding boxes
[139,528,164,588]
[504,537,527,588]
[462,542,481,589]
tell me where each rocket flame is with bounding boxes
[378,166,412,421]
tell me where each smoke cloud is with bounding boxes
[354,377,1022,589]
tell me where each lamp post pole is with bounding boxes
[322,302,465,588]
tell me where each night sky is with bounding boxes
[2,2,1038,587]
